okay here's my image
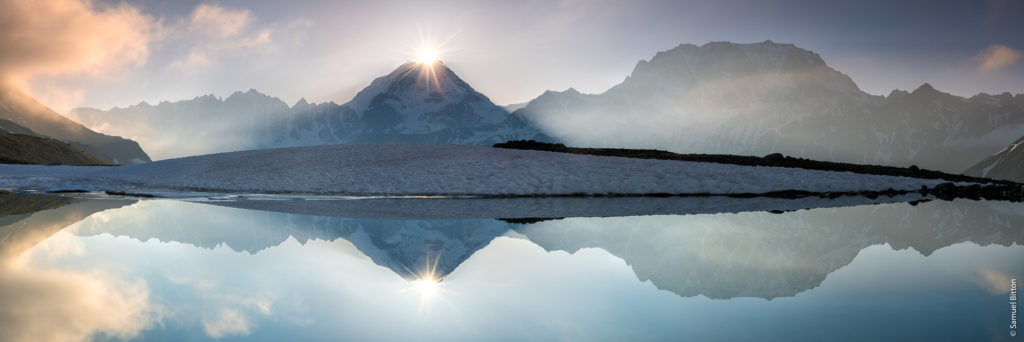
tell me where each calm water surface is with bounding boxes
[0,197,1021,341]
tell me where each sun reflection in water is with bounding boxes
[411,274,441,299]
[400,254,454,316]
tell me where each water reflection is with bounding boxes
[0,195,1020,341]
[0,194,157,342]
[517,200,1024,299]
[67,199,1024,300]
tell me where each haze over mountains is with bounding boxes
[0,83,150,165]
[69,62,552,160]
[514,41,1024,174]
[63,41,1024,174]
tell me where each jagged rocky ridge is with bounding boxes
[69,62,551,160]
[66,41,1024,172]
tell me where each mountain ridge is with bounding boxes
[65,41,1024,171]
[513,40,1024,173]
[0,83,151,165]
[963,135,1024,182]
[69,61,552,160]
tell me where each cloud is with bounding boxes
[167,4,277,72]
[977,268,1013,294]
[0,1,302,112]
[974,44,1023,72]
[0,267,159,341]
[0,230,161,342]
[203,308,253,339]
[0,0,155,82]
[190,4,257,39]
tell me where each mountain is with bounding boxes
[0,119,36,135]
[0,83,151,165]
[0,131,108,165]
[0,118,109,165]
[514,41,1024,173]
[70,90,292,160]
[68,61,553,160]
[963,135,1024,182]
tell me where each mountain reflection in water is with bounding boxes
[0,194,1021,341]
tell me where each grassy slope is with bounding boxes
[0,132,109,166]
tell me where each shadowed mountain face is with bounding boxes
[65,198,1024,300]
[69,62,552,160]
[964,136,1024,182]
[0,83,151,165]
[514,41,1024,173]
[0,118,108,166]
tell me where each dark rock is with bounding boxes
[763,153,786,162]
[497,217,565,224]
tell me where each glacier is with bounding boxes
[0,143,957,196]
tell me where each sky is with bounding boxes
[1,0,1022,113]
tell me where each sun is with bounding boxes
[417,49,439,64]
[411,275,441,298]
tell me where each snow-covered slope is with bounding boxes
[68,62,552,160]
[0,143,954,196]
[964,136,1024,182]
[514,41,1024,173]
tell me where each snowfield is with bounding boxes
[0,143,955,196]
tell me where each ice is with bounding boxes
[0,143,954,196]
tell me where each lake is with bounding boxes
[0,195,1020,341]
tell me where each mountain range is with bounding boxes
[69,62,552,160]
[0,83,150,165]
[65,41,1024,175]
[512,41,1024,174]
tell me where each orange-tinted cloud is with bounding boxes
[974,44,1023,72]
[0,0,155,83]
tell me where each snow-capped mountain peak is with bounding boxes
[345,62,503,122]
[337,61,521,136]
[68,61,554,159]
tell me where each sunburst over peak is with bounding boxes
[417,49,440,64]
